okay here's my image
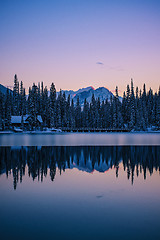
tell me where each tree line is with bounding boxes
[0,74,160,130]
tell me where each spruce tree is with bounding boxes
[66,94,71,128]
[82,98,89,128]
[122,91,127,127]
[19,81,24,116]
[55,94,61,128]
[4,88,11,129]
[100,100,105,128]
[113,86,123,129]
[49,83,56,128]
[70,99,75,128]
[138,89,146,130]
[157,87,160,128]
[110,95,114,128]
[96,97,101,128]
[61,92,67,127]
[142,83,148,129]
[126,84,131,126]
[43,86,49,128]
[129,79,136,130]
[75,96,81,128]
[0,91,4,130]
[147,88,154,127]
[135,86,139,129]
[13,74,19,115]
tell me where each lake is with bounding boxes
[0,132,160,146]
[0,134,160,240]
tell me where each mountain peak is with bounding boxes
[57,85,113,106]
[90,86,95,90]
[71,86,114,106]
[75,86,94,94]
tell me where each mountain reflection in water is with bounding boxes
[0,146,159,189]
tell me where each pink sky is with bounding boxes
[1,0,160,94]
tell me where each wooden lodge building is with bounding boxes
[11,115,43,130]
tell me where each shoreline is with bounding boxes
[0,130,160,134]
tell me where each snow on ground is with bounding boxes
[0,130,160,134]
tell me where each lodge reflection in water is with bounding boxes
[0,146,160,189]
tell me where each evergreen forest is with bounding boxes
[0,75,160,131]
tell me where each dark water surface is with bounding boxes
[0,146,160,240]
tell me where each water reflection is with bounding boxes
[0,146,160,189]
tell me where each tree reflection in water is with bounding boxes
[0,146,160,189]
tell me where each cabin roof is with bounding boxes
[11,115,30,124]
[37,115,43,123]
[11,115,43,124]
[11,116,22,124]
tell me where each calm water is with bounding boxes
[0,132,160,146]
[0,146,160,240]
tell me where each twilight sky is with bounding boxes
[0,0,160,94]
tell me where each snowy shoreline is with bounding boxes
[0,130,160,134]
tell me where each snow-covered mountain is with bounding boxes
[68,158,112,173]
[0,83,120,106]
[60,86,94,98]
[60,86,114,106]
[73,87,114,106]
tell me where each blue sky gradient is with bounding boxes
[1,0,160,93]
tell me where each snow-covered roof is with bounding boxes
[37,115,43,123]
[11,116,21,124]
[11,115,43,124]
[11,115,30,124]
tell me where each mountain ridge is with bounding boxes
[0,84,12,95]
[60,86,115,105]
[0,83,118,105]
